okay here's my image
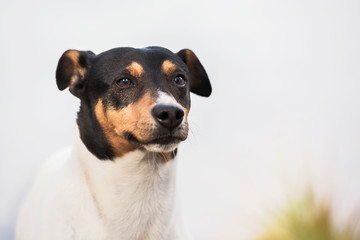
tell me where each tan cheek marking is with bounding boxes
[65,50,86,89]
[126,61,144,78]
[161,60,176,75]
[94,99,137,158]
[107,92,155,140]
[95,92,157,157]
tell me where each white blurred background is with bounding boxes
[1,0,360,239]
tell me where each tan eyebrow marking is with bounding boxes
[126,61,144,77]
[161,60,176,75]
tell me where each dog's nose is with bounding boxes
[152,105,184,130]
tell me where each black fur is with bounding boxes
[56,50,95,98]
[177,49,212,97]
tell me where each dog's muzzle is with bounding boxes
[125,104,187,152]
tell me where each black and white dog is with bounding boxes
[16,47,211,240]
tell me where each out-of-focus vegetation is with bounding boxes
[257,189,360,240]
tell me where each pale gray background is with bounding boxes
[1,0,360,239]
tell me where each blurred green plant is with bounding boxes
[257,189,360,240]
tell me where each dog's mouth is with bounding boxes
[125,132,185,152]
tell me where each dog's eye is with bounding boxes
[116,78,133,88]
[173,76,186,87]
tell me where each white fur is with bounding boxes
[156,91,181,107]
[143,143,180,153]
[16,131,188,240]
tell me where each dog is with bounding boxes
[16,46,211,240]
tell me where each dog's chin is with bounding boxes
[142,142,180,152]
[125,132,185,153]
[141,136,183,152]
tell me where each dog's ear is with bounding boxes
[177,49,212,97]
[56,49,95,97]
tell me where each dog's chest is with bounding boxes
[74,148,178,240]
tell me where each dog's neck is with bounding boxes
[72,132,179,240]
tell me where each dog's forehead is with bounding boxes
[87,47,191,110]
[95,47,185,71]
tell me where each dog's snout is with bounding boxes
[152,105,184,130]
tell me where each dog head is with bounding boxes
[56,47,211,160]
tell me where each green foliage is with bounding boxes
[257,190,359,240]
